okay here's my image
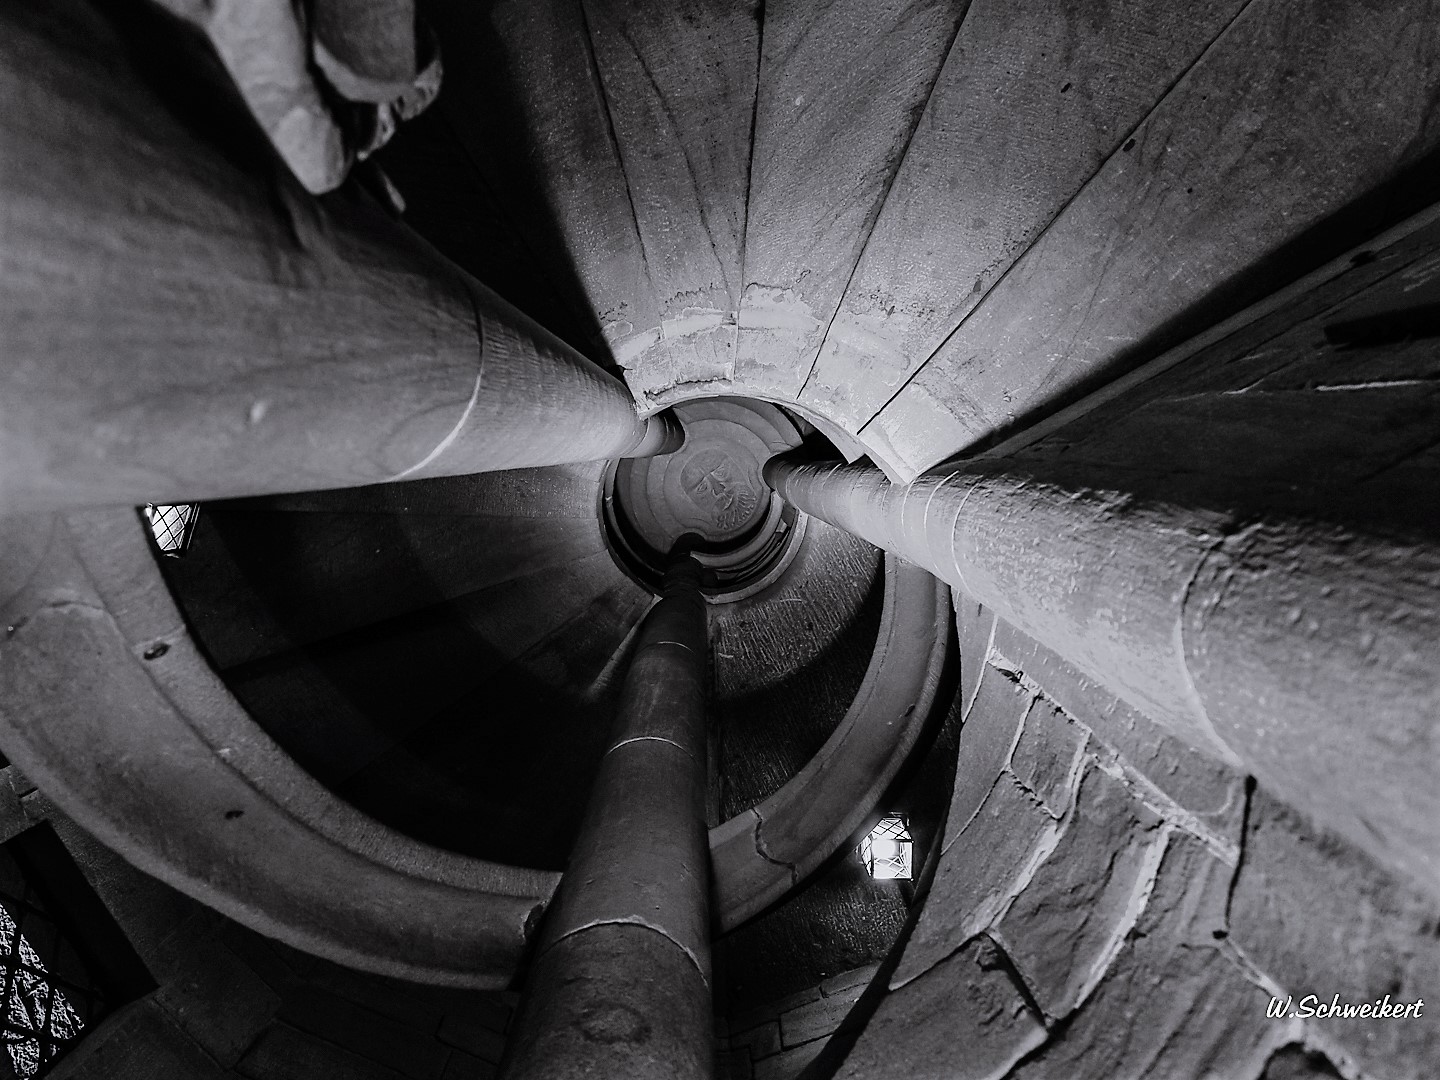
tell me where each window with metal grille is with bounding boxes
[142,504,199,558]
[860,814,913,881]
[0,826,152,1078]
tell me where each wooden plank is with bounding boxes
[863,0,1440,477]
[798,0,1247,435]
[730,0,969,403]
[581,0,760,402]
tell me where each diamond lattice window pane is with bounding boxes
[0,838,120,1080]
[0,903,87,1078]
[142,504,199,557]
[860,814,913,881]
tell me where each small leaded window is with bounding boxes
[860,815,913,881]
[143,504,200,558]
[0,826,152,1078]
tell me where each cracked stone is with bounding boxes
[1009,833,1284,1080]
[1008,698,1087,817]
[838,939,1046,1080]
[991,619,1247,840]
[993,765,1165,1020]
[892,774,1053,989]
[947,664,1033,839]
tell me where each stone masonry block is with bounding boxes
[840,938,1046,1080]
[237,1022,409,1080]
[717,1046,755,1080]
[755,1039,824,1080]
[438,1007,508,1065]
[1011,833,1283,1080]
[994,765,1165,1020]
[1229,787,1440,1079]
[49,999,228,1080]
[821,965,878,998]
[954,596,996,717]
[153,919,282,1068]
[780,990,858,1048]
[1008,698,1087,817]
[893,773,1054,989]
[729,1020,782,1060]
[279,987,451,1080]
[992,619,1247,840]
[731,985,822,1036]
[440,1048,497,1080]
[947,664,1033,842]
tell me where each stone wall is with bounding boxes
[0,783,517,1080]
[821,601,1440,1080]
[718,964,878,1080]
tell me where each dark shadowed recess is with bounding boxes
[161,497,633,871]
[378,0,614,368]
[158,483,896,873]
[713,527,885,818]
[714,674,963,1016]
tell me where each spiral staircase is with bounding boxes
[4,0,1440,1078]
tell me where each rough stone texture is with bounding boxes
[993,767,1165,1020]
[718,963,878,1080]
[1229,788,1440,1079]
[717,861,907,1022]
[953,595,996,719]
[891,774,1053,989]
[277,987,452,1080]
[754,1041,824,1080]
[1261,1044,1346,1080]
[820,966,878,998]
[46,813,515,1080]
[990,609,1247,844]
[713,520,885,816]
[945,665,1034,840]
[1010,833,1283,1080]
[504,924,712,1080]
[151,917,282,1069]
[1007,700,1087,817]
[838,939,1047,1080]
[779,990,859,1048]
[0,766,35,845]
[50,1000,229,1080]
[734,0,966,401]
[865,0,1440,474]
[580,0,758,400]
[730,1021,782,1062]
[237,1023,409,1080]
[802,0,1246,433]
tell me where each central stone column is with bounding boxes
[605,397,806,601]
[501,546,713,1080]
[762,451,1440,896]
